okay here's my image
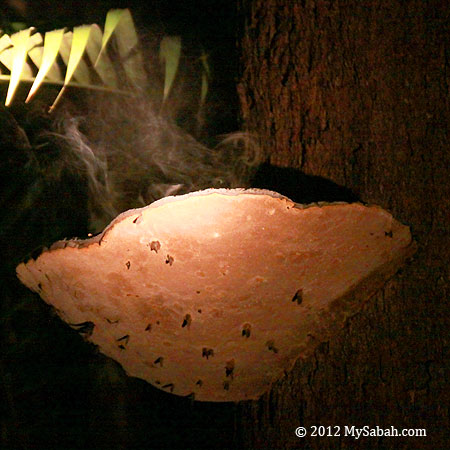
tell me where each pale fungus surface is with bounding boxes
[16,189,415,401]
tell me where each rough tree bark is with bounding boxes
[237,1,449,449]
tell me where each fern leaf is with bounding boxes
[86,24,118,88]
[5,28,36,106]
[160,36,181,102]
[26,28,65,101]
[104,9,146,87]
[50,25,94,111]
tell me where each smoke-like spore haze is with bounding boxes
[51,90,264,232]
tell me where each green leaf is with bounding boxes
[97,8,124,64]
[86,24,117,87]
[160,36,181,102]
[5,28,35,106]
[0,29,42,72]
[26,28,65,101]
[50,25,92,111]
[0,34,13,68]
[65,25,92,84]
[0,8,206,112]
[104,9,146,87]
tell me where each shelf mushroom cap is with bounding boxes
[16,188,415,401]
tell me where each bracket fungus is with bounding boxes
[16,189,415,401]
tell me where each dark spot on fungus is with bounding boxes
[266,340,278,354]
[145,323,152,331]
[133,215,142,224]
[154,356,164,367]
[156,321,160,325]
[197,309,202,313]
[242,323,251,338]
[202,348,214,359]
[292,289,303,305]
[162,383,174,392]
[196,290,201,294]
[37,283,42,290]
[223,381,230,391]
[225,360,235,378]
[118,344,125,350]
[117,335,129,345]
[196,380,203,387]
[385,230,393,238]
[155,380,161,385]
[165,254,174,266]
[182,314,192,328]
[150,240,161,253]
[69,321,95,337]
[106,318,119,324]
[126,261,131,269]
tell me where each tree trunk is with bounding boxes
[237,1,449,448]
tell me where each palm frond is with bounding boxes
[0,9,206,111]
